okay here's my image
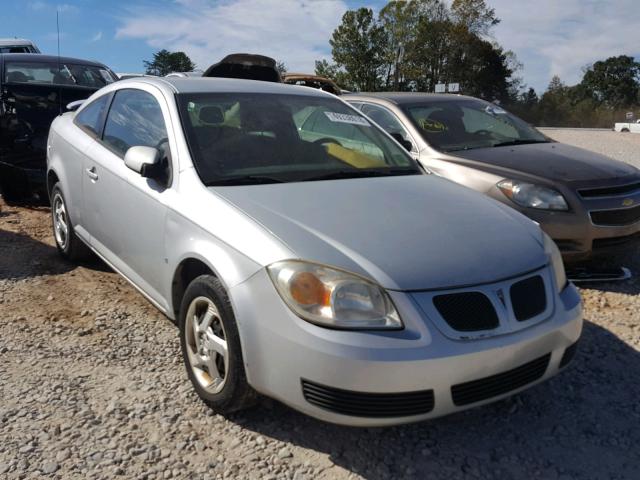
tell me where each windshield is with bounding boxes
[4,61,117,88]
[177,93,421,185]
[406,99,548,152]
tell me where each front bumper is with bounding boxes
[487,186,640,264]
[230,269,582,427]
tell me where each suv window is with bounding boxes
[75,94,110,137]
[360,104,413,149]
[4,61,115,87]
[102,89,169,158]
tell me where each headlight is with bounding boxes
[267,260,402,330]
[543,233,567,292]
[497,180,568,211]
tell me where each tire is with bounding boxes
[179,275,256,414]
[621,128,630,133]
[50,183,91,261]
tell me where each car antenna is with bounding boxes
[57,8,63,115]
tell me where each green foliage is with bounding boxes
[580,56,640,109]
[320,0,514,101]
[143,49,196,76]
[329,8,387,91]
[450,0,500,35]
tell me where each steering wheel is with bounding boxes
[313,137,343,147]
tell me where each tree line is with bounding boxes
[314,0,640,127]
[141,0,640,127]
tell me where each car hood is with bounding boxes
[211,175,547,291]
[448,142,638,183]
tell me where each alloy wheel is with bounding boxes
[185,296,229,394]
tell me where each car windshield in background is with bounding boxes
[177,93,421,186]
[4,61,117,88]
[406,99,549,153]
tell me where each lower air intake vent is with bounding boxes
[510,275,547,321]
[451,353,550,406]
[433,292,499,331]
[301,380,434,418]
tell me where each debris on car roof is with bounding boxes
[203,53,281,83]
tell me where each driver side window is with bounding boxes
[102,89,169,158]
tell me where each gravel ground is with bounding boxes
[1,130,640,479]
[540,128,640,168]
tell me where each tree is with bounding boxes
[143,50,196,76]
[450,0,499,35]
[276,61,287,76]
[580,55,640,109]
[314,60,354,90]
[329,8,386,91]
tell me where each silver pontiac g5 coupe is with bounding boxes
[46,77,582,426]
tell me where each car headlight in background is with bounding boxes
[543,233,567,292]
[267,261,402,330]
[497,180,568,211]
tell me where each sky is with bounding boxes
[4,0,640,93]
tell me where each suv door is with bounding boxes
[83,88,173,310]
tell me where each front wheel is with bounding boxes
[50,184,91,261]
[179,275,256,414]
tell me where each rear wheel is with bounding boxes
[51,183,91,261]
[621,128,630,133]
[179,275,256,414]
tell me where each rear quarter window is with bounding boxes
[74,94,111,138]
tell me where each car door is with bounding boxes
[1,60,101,177]
[83,87,173,310]
[61,92,112,241]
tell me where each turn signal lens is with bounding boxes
[290,272,330,306]
[267,260,402,330]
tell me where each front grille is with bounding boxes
[560,341,579,368]
[301,380,434,418]
[578,182,640,198]
[510,275,547,321]
[451,354,550,406]
[433,292,499,332]
[590,205,640,226]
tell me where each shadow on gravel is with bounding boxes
[0,229,76,280]
[233,320,640,479]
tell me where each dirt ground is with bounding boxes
[1,130,640,479]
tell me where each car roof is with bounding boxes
[0,53,107,67]
[0,38,35,47]
[345,92,480,105]
[138,76,334,97]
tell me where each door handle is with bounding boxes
[86,167,99,181]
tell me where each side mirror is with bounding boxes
[389,132,413,152]
[124,146,161,178]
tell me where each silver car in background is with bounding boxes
[46,77,582,426]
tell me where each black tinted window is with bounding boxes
[75,94,110,137]
[102,89,168,157]
[4,61,115,87]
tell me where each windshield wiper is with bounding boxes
[299,168,420,182]
[206,175,285,186]
[491,139,550,148]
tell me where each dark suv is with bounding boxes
[0,54,117,201]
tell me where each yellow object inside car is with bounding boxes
[325,143,386,169]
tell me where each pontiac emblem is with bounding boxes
[622,198,635,207]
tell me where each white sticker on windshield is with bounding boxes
[324,111,371,126]
[485,105,507,115]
